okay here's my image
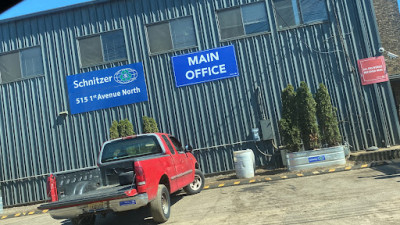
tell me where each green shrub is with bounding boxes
[110,120,119,139]
[143,116,159,133]
[119,119,135,137]
[109,119,135,139]
[279,85,302,152]
[296,82,319,150]
[315,83,341,147]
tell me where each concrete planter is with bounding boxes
[285,146,346,171]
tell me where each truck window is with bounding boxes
[169,136,184,153]
[162,135,175,154]
[101,136,162,163]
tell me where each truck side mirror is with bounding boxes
[185,145,193,153]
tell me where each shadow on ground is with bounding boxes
[60,193,185,225]
[358,160,400,181]
[205,167,288,183]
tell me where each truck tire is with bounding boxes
[184,169,205,195]
[70,214,96,225]
[150,184,170,223]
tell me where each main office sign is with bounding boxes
[172,45,239,87]
[67,63,148,114]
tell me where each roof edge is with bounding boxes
[0,0,110,24]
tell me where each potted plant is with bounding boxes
[315,83,341,147]
[279,84,302,166]
[279,82,346,170]
[296,81,319,150]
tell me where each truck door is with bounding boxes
[168,136,194,188]
[160,135,180,193]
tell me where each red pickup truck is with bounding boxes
[39,133,204,225]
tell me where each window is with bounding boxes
[300,0,328,24]
[162,135,175,154]
[0,46,44,84]
[217,2,270,40]
[273,0,328,30]
[147,16,196,54]
[78,30,127,68]
[101,136,162,163]
[170,136,184,153]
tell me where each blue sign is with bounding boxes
[119,200,136,206]
[66,63,148,114]
[308,155,326,163]
[172,45,239,87]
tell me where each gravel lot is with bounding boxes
[2,161,400,224]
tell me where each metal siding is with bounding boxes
[0,0,399,206]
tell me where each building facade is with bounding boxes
[373,0,400,118]
[0,0,399,206]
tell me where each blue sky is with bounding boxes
[0,0,93,20]
[1,0,400,20]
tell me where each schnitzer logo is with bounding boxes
[114,68,138,84]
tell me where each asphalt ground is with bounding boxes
[0,160,387,221]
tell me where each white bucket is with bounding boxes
[234,149,255,179]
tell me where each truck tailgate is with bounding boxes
[39,185,134,210]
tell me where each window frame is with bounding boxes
[216,1,271,42]
[0,46,45,84]
[272,0,329,31]
[145,15,198,55]
[77,29,128,68]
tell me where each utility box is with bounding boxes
[260,119,274,140]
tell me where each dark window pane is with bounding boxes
[169,137,184,153]
[242,3,270,34]
[78,35,103,67]
[245,21,270,34]
[147,22,173,53]
[20,47,44,77]
[101,136,162,163]
[162,135,175,154]
[300,0,328,24]
[218,8,244,40]
[273,0,300,29]
[102,30,127,62]
[0,52,21,83]
[171,17,196,49]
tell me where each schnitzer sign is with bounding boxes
[66,63,148,114]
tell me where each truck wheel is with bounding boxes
[70,214,96,225]
[150,184,170,223]
[184,169,205,195]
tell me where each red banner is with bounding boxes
[357,56,388,85]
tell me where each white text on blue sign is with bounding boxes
[172,45,239,87]
[66,63,148,114]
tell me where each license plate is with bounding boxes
[87,201,107,210]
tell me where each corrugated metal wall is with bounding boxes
[0,0,399,206]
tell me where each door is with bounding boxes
[168,136,194,188]
[160,135,180,192]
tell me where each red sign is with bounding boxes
[357,56,388,85]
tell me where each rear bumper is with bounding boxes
[48,193,148,219]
